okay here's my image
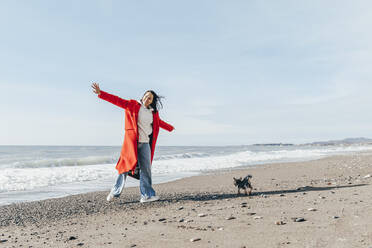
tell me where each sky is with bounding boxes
[1,0,372,146]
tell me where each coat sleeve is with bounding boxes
[159,119,174,132]
[98,90,130,110]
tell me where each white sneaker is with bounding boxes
[106,191,115,202]
[140,195,159,203]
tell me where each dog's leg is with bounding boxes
[238,188,240,195]
[244,188,248,195]
[248,187,252,196]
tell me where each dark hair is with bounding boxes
[141,90,164,112]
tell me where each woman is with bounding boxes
[91,83,175,203]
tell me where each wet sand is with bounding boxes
[1,152,372,248]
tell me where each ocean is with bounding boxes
[0,144,371,206]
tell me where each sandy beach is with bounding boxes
[1,151,372,248]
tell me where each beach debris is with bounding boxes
[158,218,166,222]
[0,240,8,243]
[190,238,201,242]
[307,208,317,211]
[198,213,207,217]
[364,174,371,178]
[253,216,263,220]
[275,221,285,225]
[292,217,306,222]
[226,216,236,220]
[68,236,77,241]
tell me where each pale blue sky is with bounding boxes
[1,1,371,146]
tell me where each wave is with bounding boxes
[155,152,210,160]
[2,152,212,169]
[0,164,115,192]
[151,145,372,174]
[8,156,118,169]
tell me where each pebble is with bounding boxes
[294,218,306,222]
[130,244,137,248]
[279,194,285,197]
[179,219,185,223]
[364,174,371,178]
[178,207,184,210]
[333,216,340,219]
[225,216,236,220]
[275,221,285,225]
[307,208,317,211]
[68,236,77,241]
[190,238,201,242]
[158,218,166,222]
[77,243,84,246]
[198,213,207,217]
[0,240,8,243]
[218,227,224,231]
[253,216,263,220]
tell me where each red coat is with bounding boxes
[98,90,174,175]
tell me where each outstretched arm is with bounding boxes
[159,119,174,132]
[91,82,129,110]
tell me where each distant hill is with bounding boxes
[305,137,372,146]
[253,143,294,146]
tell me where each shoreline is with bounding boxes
[1,152,372,247]
[2,148,370,207]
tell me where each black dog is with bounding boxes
[233,175,253,195]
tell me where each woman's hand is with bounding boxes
[91,82,101,95]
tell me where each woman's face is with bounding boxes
[142,92,154,108]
